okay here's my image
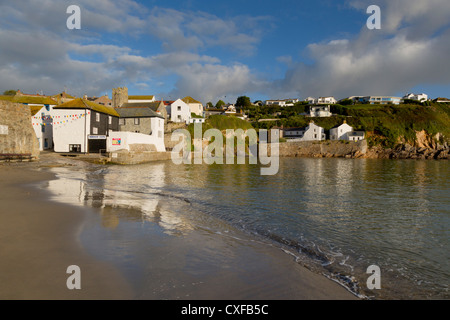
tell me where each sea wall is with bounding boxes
[0,100,39,159]
[109,149,171,165]
[279,140,368,158]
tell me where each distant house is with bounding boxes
[204,108,224,118]
[0,93,58,150]
[309,105,332,117]
[364,96,402,105]
[433,97,450,103]
[165,99,191,124]
[52,91,76,104]
[283,121,325,141]
[53,98,119,153]
[189,118,206,124]
[348,131,365,141]
[330,122,354,140]
[317,97,337,105]
[88,95,113,106]
[266,99,299,107]
[182,96,204,117]
[403,93,428,102]
[330,121,365,141]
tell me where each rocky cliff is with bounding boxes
[0,100,39,159]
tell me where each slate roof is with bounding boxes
[114,106,164,119]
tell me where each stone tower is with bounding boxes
[112,87,128,107]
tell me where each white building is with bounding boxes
[283,122,326,141]
[182,96,204,117]
[53,98,120,153]
[127,95,156,103]
[317,97,337,104]
[403,93,428,102]
[330,122,365,141]
[309,105,332,117]
[266,99,299,107]
[330,122,354,140]
[166,98,191,124]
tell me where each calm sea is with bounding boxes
[43,158,449,299]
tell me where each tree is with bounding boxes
[215,100,225,108]
[206,102,214,108]
[3,90,17,96]
[235,96,252,108]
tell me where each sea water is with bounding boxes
[44,157,449,299]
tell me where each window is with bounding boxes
[177,106,181,111]
[134,118,140,125]
[41,124,45,133]
[69,144,81,153]
[93,127,98,135]
[119,118,125,126]
[96,112,100,122]
[108,116,112,125]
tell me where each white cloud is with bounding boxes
[270,0,450,99]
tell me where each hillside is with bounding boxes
[250,103,450,149]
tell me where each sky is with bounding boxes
[0,0,449,104]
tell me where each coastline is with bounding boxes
[0,155,358,300]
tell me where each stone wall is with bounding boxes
[109,150,171,165]
[0,101,39,159]
[278,140,368,158]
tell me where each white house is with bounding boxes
[127,95,156,103]
[309,105,332,117]
[330,122,354,140]
[348,131,365,141]
[363,96,402,105]
[266,99,298,107]
[403,93,428,102]
[317,97,337,105]
[166,98,191,124]
[182,96,204,117]
[283,122,326,141]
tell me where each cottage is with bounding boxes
[403,93,428,102]
[348,131,365,141]
[182,96,204,117]
[330,122,354,140]
[53,98,119,153]
[309,105,332,117]
[283,122,325,141]
[166,99,191,124]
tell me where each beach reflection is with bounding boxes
[46,163,193,235]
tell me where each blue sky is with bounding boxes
[1,0,449,104]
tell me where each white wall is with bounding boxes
[302,122,325,141]
[30,104,56,150]
[53,109,91,153]
[107,130,165,153]
[167,99,191,124]
[188,102,204,116]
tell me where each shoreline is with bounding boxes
[0,154,358,300]
[0,162,133,299]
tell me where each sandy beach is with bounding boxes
[0,161,133,299]
[0,155,357,300]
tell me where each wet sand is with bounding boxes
[0,162,133,299]
[0,156,357,300]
